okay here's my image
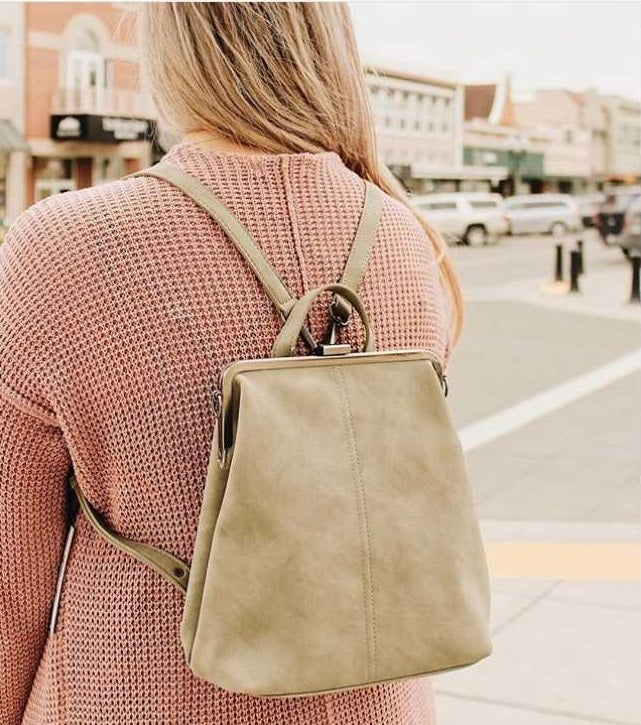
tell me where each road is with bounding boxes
[432,231,640,725]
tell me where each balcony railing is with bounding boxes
[51,87,156,119]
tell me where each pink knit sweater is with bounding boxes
[0,142,448,724]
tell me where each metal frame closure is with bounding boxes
[213,348,446,468]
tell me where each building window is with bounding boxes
[62,28,107,112]
[0,28,9,80]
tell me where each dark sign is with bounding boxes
[50,114,155,143]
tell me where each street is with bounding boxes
[433,231,640,725]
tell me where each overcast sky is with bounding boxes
[350,2,641,99]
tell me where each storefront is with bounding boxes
[463,146,545,195]
[399,162,509,194]
[26,112,160,205]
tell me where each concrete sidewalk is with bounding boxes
[436,360,641,724]
[433,575,641,725]
[437,236,640,725]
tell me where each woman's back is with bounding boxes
[0,141,447,723]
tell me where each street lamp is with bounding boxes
[508,132,527,195]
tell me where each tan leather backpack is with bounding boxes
[71,162,492,697]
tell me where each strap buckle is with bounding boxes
[330,296,351,327]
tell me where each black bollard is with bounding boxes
[576,239,584,275]
[630,254,641,304]
[569,250,581,293]
[554,243,564,282]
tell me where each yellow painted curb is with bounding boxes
[485,542,641,581]
[540,280,570,296]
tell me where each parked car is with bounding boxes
[575,192,605,228]
[503,194,581,237]
[617,196,641,258]
[413,192,508,246]
[596,186,641,251]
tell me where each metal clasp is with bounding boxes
[315,343,352,356]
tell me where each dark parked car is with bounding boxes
[576,192,605,228]
[618,197,641,257]
[596,187,641,255]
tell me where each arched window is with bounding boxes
[65,31,104,89]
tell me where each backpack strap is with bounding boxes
[130,162,383,330]
[69,475,190,593]
[131,162,297,320]
[330,182,383,325]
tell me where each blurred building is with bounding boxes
[599,95,641,183]
[1,2,160,226]
[463,78,541,195]
[25,2,158,207]
[0,2,28,232]
[515,89,640,189]
[365,65,505,193]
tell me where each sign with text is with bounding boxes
[51,114,155,143]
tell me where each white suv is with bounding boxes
[413,193,508,246]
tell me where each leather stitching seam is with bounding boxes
[332,366,378,678]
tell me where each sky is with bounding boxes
[350,2,641,99]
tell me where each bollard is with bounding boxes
[630,254,641,304]
[569,250,581,293]
[554,243,564,282]
[576,239,584,275]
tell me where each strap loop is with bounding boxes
[271,283,375,358]
[70,476,190,594]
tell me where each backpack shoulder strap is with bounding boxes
[131,162,297,319]
[130,162,384,327]
[332,182,384,324]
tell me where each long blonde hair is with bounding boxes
[137,2,463,342]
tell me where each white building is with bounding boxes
[366,65,462,173]
[600,95,641,181]
[366,64,509,192]
[515,88,640,188]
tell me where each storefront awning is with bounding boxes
[0,119,29,153]
[411,163,509,183]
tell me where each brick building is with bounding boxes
[0,1,27,232]
[2,2,158,224]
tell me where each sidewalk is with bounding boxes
[438,239,640,725]
[434,577,640,725]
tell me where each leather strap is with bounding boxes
[69,476,190,594]
[129,162,383,329]
[271,283,375,358]
[331,182,383,324]
[130,163,296,319]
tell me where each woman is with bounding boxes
[0,3,462,723]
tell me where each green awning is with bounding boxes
[0,119,29,153]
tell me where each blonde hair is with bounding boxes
[137,2,463,343]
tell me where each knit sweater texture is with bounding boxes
[0,142,448,724]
